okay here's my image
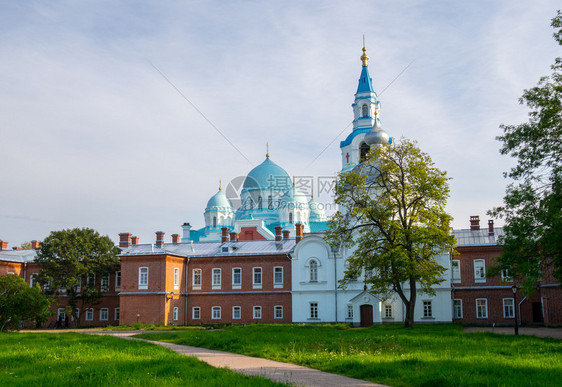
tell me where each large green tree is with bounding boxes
[0,275,50,331]
[489,11,562,294]
[36,228,120,326]
[326,138,456,327]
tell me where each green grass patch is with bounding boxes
[101,323,210,331]
[0,332,284,386]
[137,324,562,387]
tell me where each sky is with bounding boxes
[1,0,560,247]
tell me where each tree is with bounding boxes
[20,241,32,250]
[0,275,50,331]
[489,11,562,294]
[326,138,455,327]
[35,228,120,326]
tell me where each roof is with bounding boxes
[356,65,374,94]
[0,249,37,263]
[206,189,233,211]
[453,227,504,247]
[243,156,291,191]
[120,239,296,258]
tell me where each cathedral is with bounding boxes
[2,46,560,327]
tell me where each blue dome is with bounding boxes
[206,190,233,210]
[308,197,327,222]
[243,157,291,191]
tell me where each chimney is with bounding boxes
[470,216,480,231]
[295,223,303,243]
[283,230,290,240]
[221,227,229,243]
[155,231,165,247]
[31,240,40,249]
[229,232,238,242]
[181,222,192,243]
[275,227,282,242]
[0,240,7,250]
[171,234,180,244]
[131,236,139,245]
[119,233,132,248]
[488,220,494,236]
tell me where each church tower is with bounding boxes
[340,45,388,173]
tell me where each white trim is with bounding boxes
[253,267,262,289]
[138,267,148,290]
[253,306,262,319]
[174,268,180,290]
[476,298,488,319]
[85,308,94,321]
[192,268,201,290]
[211,306,221,320]
[453,299,463,319]
[173,306,179,321]
[114,307,120,321]
[273,266,283,288]
[274,305,283,319]
[212,268,221,289]
[474,259,486,283]
[232,267,242,289]
[192,306,200,320]
[503,298,515,318]
[232,306,241,320]
[100,308,109,321]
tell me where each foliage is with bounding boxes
[0,275,50,331]
[325,138,455,327]
[0,333,282,386]
[35,228,120,326]
[138,324,562,387]
[489,11,562,293]
[19,241,32,250]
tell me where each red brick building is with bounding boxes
[451,216,562,326]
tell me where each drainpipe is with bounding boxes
[518,296,527,326]
[184,257,190,326]
[334,246,338,324]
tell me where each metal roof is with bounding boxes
[453,227,504,247]
[120,239,296,258]
[0,249,37,263]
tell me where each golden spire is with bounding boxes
[266,142,270,158]
[219,180,222,191]
[361,35,369,67]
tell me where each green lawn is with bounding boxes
[137,324,562,387]
[0,332,283,386]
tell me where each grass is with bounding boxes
[0,332,284,386]
[137,324,562,387]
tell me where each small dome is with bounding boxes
[364,118,390,146]
[206,190,233,211]
[308,197,327,222]
[243,157,292,191]
[280,187,308,209]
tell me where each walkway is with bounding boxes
[87,331,387,387]
[463,326,562,339]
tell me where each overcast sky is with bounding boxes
[1,1,560,247]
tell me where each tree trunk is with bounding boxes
[403,278,417,328]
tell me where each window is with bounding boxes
[503,298,515,318]
[44,280,51,291]
[100,308,108,321]
[309,260,318,282]
[85,308,94,321]
[173,307,179,321]
[253,306,262,319]
[87,273,96,289]
[57,308,66,322]
[362,104,368,117]
[174,268,180,290]
[310,302,318,319]
[253,267,262,288]
[451,260,461,283]
[73,278,81,293]
[233,306,241,319]
[274,267,283,288]
[213,216,217,227]
[258,196,262,209]
[115,271,121,291]
[101,273,109,292]
[346,305,353,319]
[274,306,283,319]
[72,308,80,322]
[474,259,486,283]
[212,306,221,320]
[212,268,221,289]
[114,307,120,321]
[192,307,200,320]
[192,269,201,289]
[58,284,67,293]
[232,268,241,288]
[423,301,433,318]
[476,298,488,319]
[501,268,512,282]
[384,304,393,318]
[289,212,293,224]
[268,195,273,209]
[453,299,463,319]
[138,267,148,289]
[30,273,38,287]
[360,142,370,161]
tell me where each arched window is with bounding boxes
[213,216,217,227]
[360,142,370,161]
[289,212,293,224]
[362,104,368,117]
[268,195,273,209]
[310,260,318,282]
[258,196,262,210]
